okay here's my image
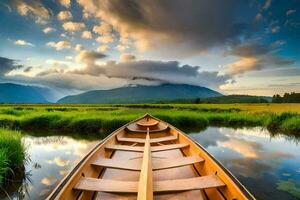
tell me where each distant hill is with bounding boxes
[57,84,222,104]
[0,83,53,103]
[155,95,272,104]
[199,95,271,103]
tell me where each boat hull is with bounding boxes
[47,114,255,200]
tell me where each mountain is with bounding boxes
[0,83,54,103]
[57,84,222,104]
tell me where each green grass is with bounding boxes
[0,129,25,185]
[0,104,299,136]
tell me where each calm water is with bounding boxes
[1,127,300,199]
[190,127,300,200]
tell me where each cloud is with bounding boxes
[0,2,12,12]
[81,31,92,39]
[75,44,83,52]
[96,35,114,44]
[97,45,109,52]
[262,0,272,10]
[73,59,230,89]
[116,44,129,52]
[43,27,55,34]
[227,57,261,75]
[23,67,33,73]
[77,0,252,57]
[76,50,107,64]
[65,56,73,60]
[62,21,85,32]
[0,57,23,76]
[255,13,263,21]
[93,23,112,35]
[225,42,295,75]
[4,57,229,92]
[12,0,49,24]
[46,41,71,51]
[14,39,34,46]
[58,0,71,8]
[46,157,70,167]
[57,11,72,21]
[120,54,136,62]
[41,177,57,186]
[286,9,296,16]
[267,20,280,33]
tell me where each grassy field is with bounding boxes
[0,103,299,136]
[0,129,25,186]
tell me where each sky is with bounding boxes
[0,0,299,99]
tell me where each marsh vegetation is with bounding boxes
[0,129,25,187]
[0,104,299,136]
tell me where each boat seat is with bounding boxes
[91,155,204,171]
[74,175,225,193]
[105,143,189,152]
[116,135,178,144]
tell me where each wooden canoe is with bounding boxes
[47,114,255,200]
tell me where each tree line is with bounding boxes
[272,92,300,103]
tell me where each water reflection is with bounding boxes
[1,128,300,200]
[190,127,300,200]
[1,136,98,200]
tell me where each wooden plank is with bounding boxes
[105,143,189,152]
[151,143,189,152]
[92,158,141,171]
[105,144,144,152]
[116,135,177,144]
[73,175,225,193]
[92,155,203,171]
[74,177,138,193]
[153,155,204,170]
[154,175,225,192]
[137,129,153,200]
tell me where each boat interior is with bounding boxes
[48,114,254,200]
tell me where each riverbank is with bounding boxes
[0,104,299,136]
[0,129,25,186]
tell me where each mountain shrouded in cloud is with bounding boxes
[0,0,299,96]
[57,84,222,104]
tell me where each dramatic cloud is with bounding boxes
[120,54,136,62]
[12,0,49,24]
[46,41,71,51]
[58,0,71,8]
[62,21,85,32]
[43,27,55,34]
[57,11,72,21]
[14,39,33,46]
[81,31,92,39]
[72,59,230,89]
[0,57,23,76]
[225,42,295,75]
[77,0,252,57]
